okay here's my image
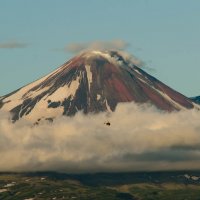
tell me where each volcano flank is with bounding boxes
[0,50,196,122]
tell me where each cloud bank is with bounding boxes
[0,103,200,173]
[0,41,28,49]
[65,40,129,54]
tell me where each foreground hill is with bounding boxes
[1,171,200,200]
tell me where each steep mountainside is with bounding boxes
[0,50,195,122]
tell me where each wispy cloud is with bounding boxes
[0,41,28,49]
[0,103,200,172]
[59,40,146,68]
[65,40,129,54]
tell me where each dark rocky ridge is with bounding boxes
[190,96,200,105]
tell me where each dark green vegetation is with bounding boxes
[1,171,200,200]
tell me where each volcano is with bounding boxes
[0,50,196,122]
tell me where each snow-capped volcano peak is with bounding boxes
[0,50,195,122]
[82,50,141,68]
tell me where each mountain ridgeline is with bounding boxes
[0,50,197,123]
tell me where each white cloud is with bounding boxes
[65,40,129,54]
[63,40,144,67]
[0,103,200,172]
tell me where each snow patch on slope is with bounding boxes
[136,73,187,110]
[155,89,186,110]
[135,69,142,75]
[23,99,63,122]
[105,99,112,112]
[48,76,80,102]
[24,86,50,100]
[97,94,101,100]
[47,87,69,102]
[85,65,92,92]
[1,69,58,111]
[23,76,81,121]
[1,60,74,112]
[138,77,147,84]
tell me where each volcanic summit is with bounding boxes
[0,50,195,122]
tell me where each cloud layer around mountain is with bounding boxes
[0,103,200,172]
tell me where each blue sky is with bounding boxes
[0,0,199,97]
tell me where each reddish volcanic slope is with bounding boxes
[0,50,195,122]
